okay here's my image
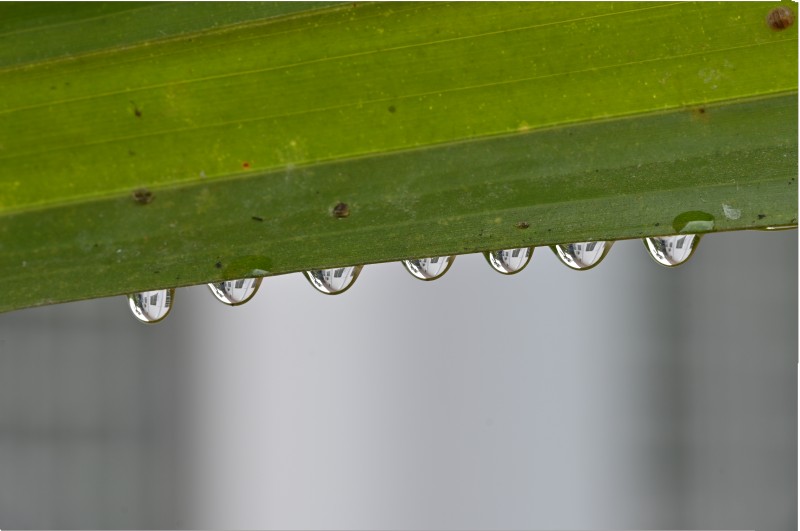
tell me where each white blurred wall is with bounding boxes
[0,230,796,529]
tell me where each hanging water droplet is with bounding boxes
[643,234,701,267]
[128,289,174,323]
[208,277,262,306]
[402,255,455,280]
[551,241,612,270]
[304,265,363,295]
[484,247,533,275]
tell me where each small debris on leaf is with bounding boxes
[332,202,350,218]
[767,6,794,30]
[132,188,154,205]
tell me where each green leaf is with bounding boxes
[0,2,796,313]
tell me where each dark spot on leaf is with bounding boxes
[388,105,396,113]
[332,202,350,218]
[215,261,222,269]
[698,107,705,114]
[515,221,530,229]
[654,222,661,226]
[132,188,154,205]
[767,6,794,30]
[251,216,264,222]
[50,85,56,90]
[128,149,136,156]
[154,270,160,274]
[758,214,766,219]
[242,161,251,169]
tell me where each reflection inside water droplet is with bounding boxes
[208,277,262,305]
[484,247,533,275]
[643,234,701,267]
[128,289,174,323]
[551,241,612,270]
[304,265,362,294]
[402,255,455,280]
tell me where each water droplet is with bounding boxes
[208,278,262,306]
[402,256,455,280]
[643,234,701,267]
[484,247,533,275]
[551,241,612,270]
[672,211,715,233]
[128,289,174,323]
[304,265,362,295]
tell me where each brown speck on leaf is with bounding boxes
[515,221,530,229]
[767,6,794,30]
[132,188,154,205]
[251,216,264,222]
[215,261,222,269]
[758,214,766,219]
[388,105,396,113]
[332,202,350,218]
[242,161,251,169]
[691,106,709,119]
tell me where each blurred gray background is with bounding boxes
[0,230,796,529]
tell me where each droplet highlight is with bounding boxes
[304,265,363,295]
[551,241,612,271]
[643,234,701,267]
[128,289,174,323]
[756,224,798,231]
[484,247,533,275]
[402,256,455,281]
[208,278,262,306]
